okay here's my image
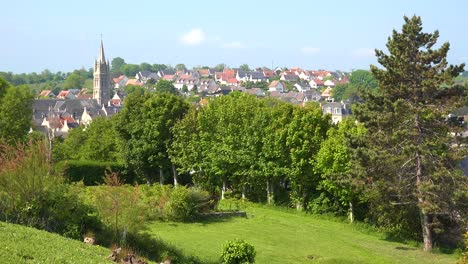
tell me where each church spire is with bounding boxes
[98,37,106,63]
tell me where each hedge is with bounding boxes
[56,160,135,185]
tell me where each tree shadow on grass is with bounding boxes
[196,212,248,226]
[395,246,416,251]
[126,232,208,264]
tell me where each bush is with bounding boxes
[138,185,211,222]
[88,172,147,243]
[56,160,134,185]
[167,186,211,222]
[221,239,256,264]
[0,142,101,239]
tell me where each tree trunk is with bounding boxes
[221,180,226,200]
[266,179,274,205]
[348,201,354,223]
[159,169,164,186]
[172,164,178,187]
[416,153,432,251]
[415,115,432,252]
[296,202,303,211]
[242,184,246,200]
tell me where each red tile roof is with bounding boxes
[113,75,127,83]
[126,79,144,86]
[263,70,274,77]
[162,75,175,81]
[227,78,239,84]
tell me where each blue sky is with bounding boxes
[1,0,467,73]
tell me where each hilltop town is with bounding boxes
[28,40,363,136]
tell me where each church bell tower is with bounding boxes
[93,39,111,106]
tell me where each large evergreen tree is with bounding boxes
[354,15,467,251]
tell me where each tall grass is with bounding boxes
[0,141,59,225]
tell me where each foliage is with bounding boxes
[111,57,126,74]
[353,15,467,251]
[167,186,211,222]
[155,79,178,94]
[239,64,250,72]
[0,142,100,239]
[459,232,468,264]
[175,63,187,71]
[0,80,33,145]
[63,72,86,89]
[137,185,211,222]
[116,92,189,183]
[53,117,123,162]
[221,239,256,264]
[349,69,378,90]
[315,118,368,221]
[56,160,132,185]
[286,103,331,210]
[120,64,141,77]
[91,172,146,243]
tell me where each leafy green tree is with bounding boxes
[0,82,33,144]
[117,92,189,184]
[354,15,466,251]
[124,84,145,95]
[214,63,226,72]
[120,64,140,77]
[239,64,250,72]
[258,99,294,204]
[175,64,187,71]
[151,64,167,73]
[286,104,331,210]
[349,69,377,90]
[169,108,202,183]
[54,117,123,162]
[155,80,178,95]
[139,62,152,72]
[181,84,189,94]
[63,72,85,89]
[194,92,264,199]
[111,57,126,73]
[332,83,348,101]
[315,118,367,222]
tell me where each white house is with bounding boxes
[268,80,285,92]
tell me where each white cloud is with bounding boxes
[301,47,320,55]
[352,48,375,57]
[222,41,246,49]
[179,28,206,45]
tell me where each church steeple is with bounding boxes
[98,39,106,63]
[93,38,111,106]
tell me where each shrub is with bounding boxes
[91,172,147,243]
[56,160,134,185]
[167,186,211,222]
[0,142,101,239]
[138,185,211,222]
[221,239,256,264]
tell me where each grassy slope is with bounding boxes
[147,205,458,264]
[0,222,111,264]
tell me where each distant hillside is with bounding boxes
[0,222,111,263]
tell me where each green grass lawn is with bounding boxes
[0,221,111,263]
[146,205,458,264]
